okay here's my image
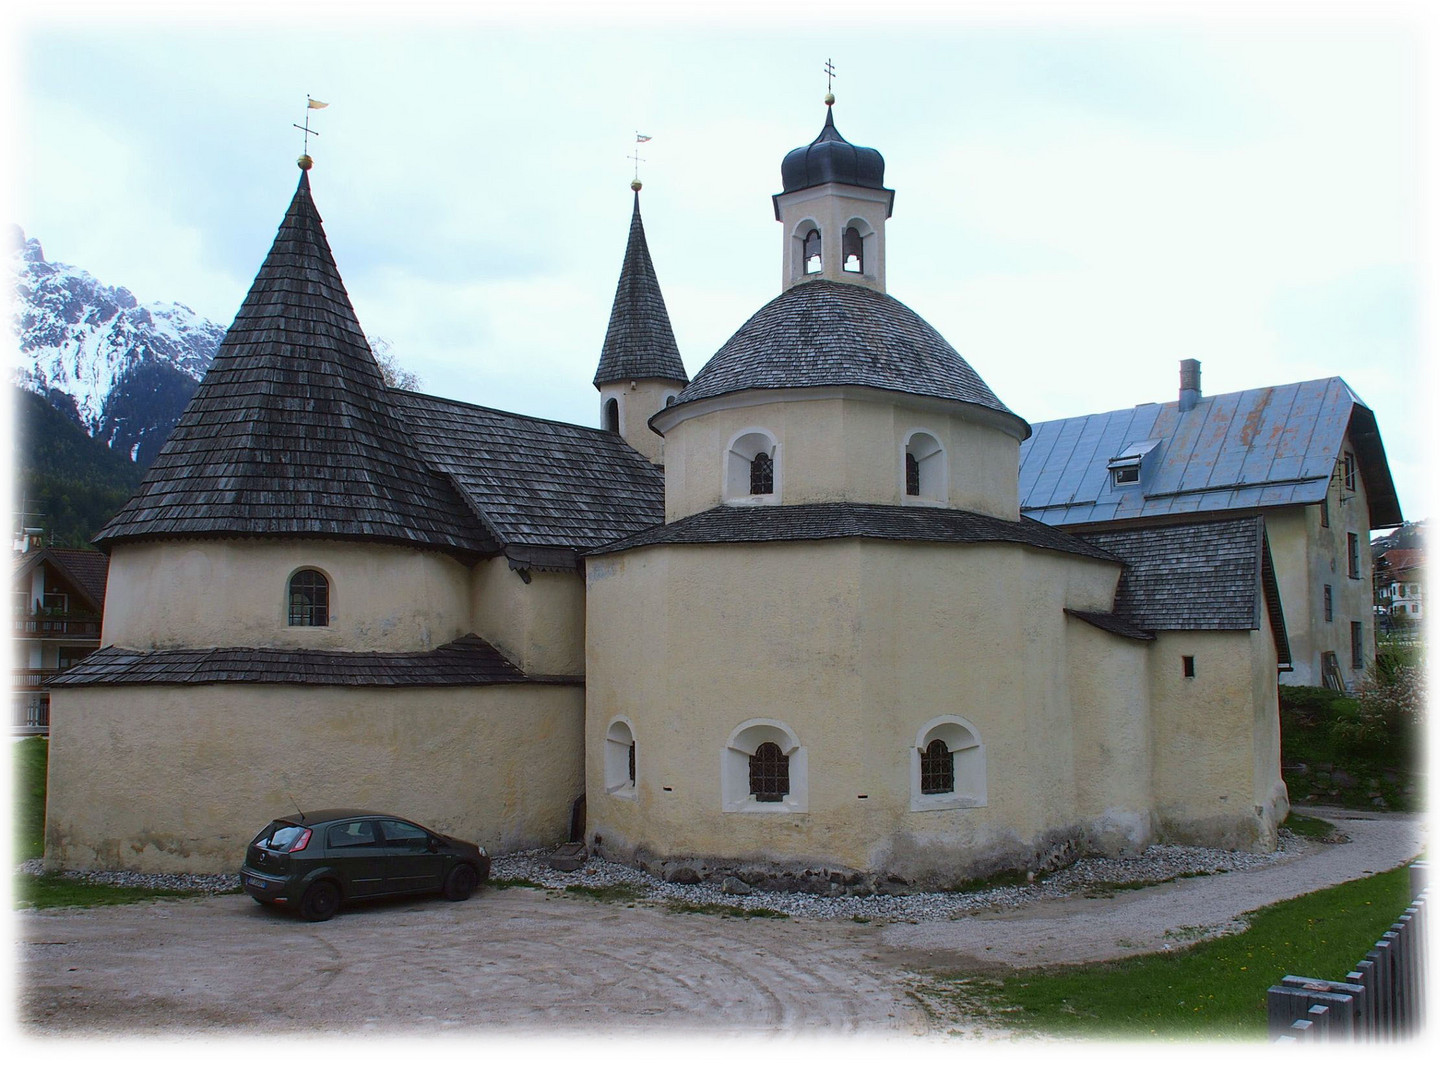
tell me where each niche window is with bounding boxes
[604,718,637,797]
[287,569,329,627]
[902,431,946,502]
[910,717,986,811]
[725,431,780,504]
[603,398,620,433]
[803,229,822,274]
[722,719,807,812]
[843,227,863,273]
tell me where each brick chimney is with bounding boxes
[1179,358,1201,412]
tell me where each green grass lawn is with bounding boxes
[14,871,220,910]
[939,864,1413,1040]
[14,736,48,862]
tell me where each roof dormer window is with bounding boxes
[1108,439,1160,489]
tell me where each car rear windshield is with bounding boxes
[255,822,310,852]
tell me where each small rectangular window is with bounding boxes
[1343,452,1357,492]
[1182,655,1196,678]
[1323,584,1333,622]
[1347,533,1360,579]
[1111,464,1140,486]
[1319,498,1329,528]
[1350,621,1364,669]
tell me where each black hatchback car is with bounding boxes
[241,809,491,921]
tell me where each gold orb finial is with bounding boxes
[631,179,642,191]
[825,92,835,106]
[297,154,314,171]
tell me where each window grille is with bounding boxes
[843,227,863,273]
[750,452,774,495]
[919,739,953,795]
[288,569,329,627]
[803,229,822,274]
[749,741,789,802]
[905,453,920,496]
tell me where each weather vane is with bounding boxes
[824,58,836,105]
[630,131,651,191]
[294,95,328,169]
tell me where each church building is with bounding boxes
[47,100,1292,888]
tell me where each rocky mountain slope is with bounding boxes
[9,225,226,469]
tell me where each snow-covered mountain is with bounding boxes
[9,224,226,467]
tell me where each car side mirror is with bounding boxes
[427,837,439,853]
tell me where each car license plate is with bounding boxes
[247,876,266,890]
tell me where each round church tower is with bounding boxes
[584,102,1125,890]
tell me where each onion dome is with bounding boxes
[780,106,887,194]
[665,278,1028,437]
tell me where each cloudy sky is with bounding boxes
[5,0,1433,523]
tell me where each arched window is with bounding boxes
[911,716,985,811]
[750,452,774,495]
[722,718,807,812]
[902,431,946,503]
[287,569,329,627]
[749,741,789,802]
[803,229,822,274]
[843,226,863,273]
[665,395,677,407]
[725,430,780,504]
[604,718,637,796]
[919,739,954,794]
[603,398,620,433]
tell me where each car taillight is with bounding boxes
[289,828,313,852]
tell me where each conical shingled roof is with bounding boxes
[94,169,495,560]
[666,278,1029,437]
[593,192,687,387]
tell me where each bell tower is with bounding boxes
[772,95,895,293]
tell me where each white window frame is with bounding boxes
[724,428,781,506]
[721,718,808,813]
[604,717,637,798]
[909,716,986,812]
[901,428,947,505]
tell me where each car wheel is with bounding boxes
[443,863,478,901]
[299,880,341,922]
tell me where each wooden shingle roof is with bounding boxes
[394,391,665,566]
[661,279,1027,436]
[48,634,579,688]
[593,192,687,387]
[92,169,494,561]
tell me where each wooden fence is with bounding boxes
[1268,861,1427,1041]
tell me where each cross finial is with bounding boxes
[630,131,651,190]
[824,58,836,105]
[293,94,327,169]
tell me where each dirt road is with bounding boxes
[18,810,1425,1036]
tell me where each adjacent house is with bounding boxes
[1019,368,1402,690]
[1376,546,1424,623]
[49,101,1296,885]
[11,543,108,735]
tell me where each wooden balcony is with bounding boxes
[12,614,101,639]
[14,669,54,691]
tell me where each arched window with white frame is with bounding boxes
[902,430,947,503]
[287,568,330,627]
[909,716,985,811]
[722,718,807,812]
[604,717,637,797]
[725,429,781,504]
